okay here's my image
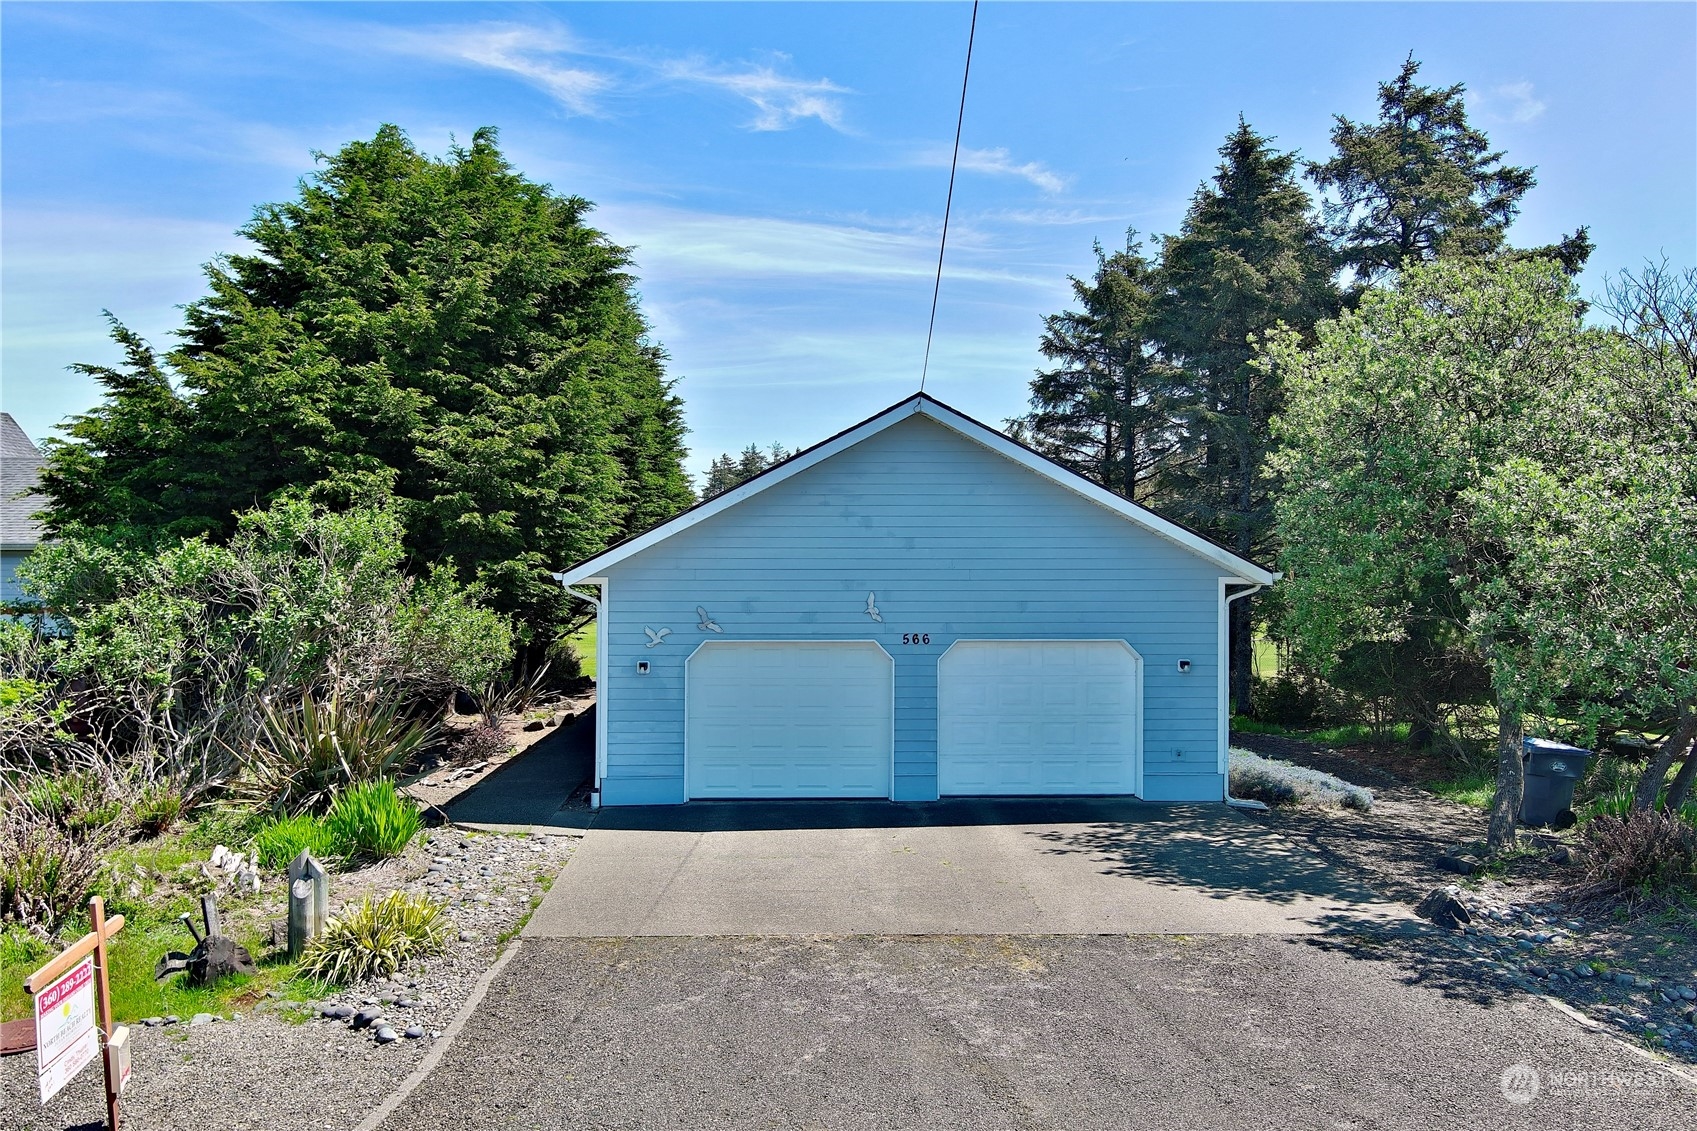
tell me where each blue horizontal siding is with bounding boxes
[597,415,1227,805]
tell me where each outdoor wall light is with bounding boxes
[636,660,651,675]
[1177,659,1192,672]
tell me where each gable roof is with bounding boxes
[0,413,48,550]
[559,393,1279,586]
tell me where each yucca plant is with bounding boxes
[297,891,448,984]
[239,687,433,815]
[324,780,423,859]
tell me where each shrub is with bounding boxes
[297,891,447,984]
[1229,749,1374,811]
[451,723,510,764]
[24,770,125,834]
[253,813,344,869]
[133,781,187,836]
[240,689,433,815]
[324,781,422,860]
[1580,809,1697,895]
[0,798,118,933]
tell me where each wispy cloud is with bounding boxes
[1470,81,1546,125]
[659,57,849,131]
[597,203,1050,287]
[384,23,610,115]
[912,145,1067,194]
[370,20,849,130]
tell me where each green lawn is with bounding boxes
[566,621,597,679]
[2,822,332,1026]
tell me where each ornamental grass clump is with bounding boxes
[324,781,422,860]
[253,812,344,869]
[297,891,447,984]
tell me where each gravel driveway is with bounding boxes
[380,933,1697,1130]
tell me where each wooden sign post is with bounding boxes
[24,896,127,1130]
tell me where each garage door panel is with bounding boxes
[688,642,893,799]
[939,641,1140,797]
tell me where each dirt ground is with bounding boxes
[1233,730,1697,1062]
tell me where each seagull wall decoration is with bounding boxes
[865,592,882,622]
[643,626,672,648]
[696,606,723,632]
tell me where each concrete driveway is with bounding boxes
[524,797,1408,936]
[371,797,1696,1130]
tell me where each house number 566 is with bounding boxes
[900,633,931,645]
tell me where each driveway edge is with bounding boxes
[354,936,527,1131]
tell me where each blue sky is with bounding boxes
[4,2,1693,481]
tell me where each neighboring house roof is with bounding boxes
[0,412,49,550]
[559,393,1280,587]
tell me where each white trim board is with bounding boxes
[558,394,1280,586]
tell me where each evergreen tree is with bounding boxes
[1308,56,1588,283]
[41,125,692,646]
[1009,234,1183,503]
[702,443,791,500]
[1150,120,1339,711]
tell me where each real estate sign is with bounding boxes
[35,955,99,1103]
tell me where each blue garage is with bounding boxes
[556,394,1277,807]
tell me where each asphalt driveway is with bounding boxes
[523,797,1408,936]
[380,933,1695,1130]
[370,799,1695,1130]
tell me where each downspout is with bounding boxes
[1223,582,1267,811]
[553,574,605,810]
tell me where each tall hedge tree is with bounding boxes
[1308,56,1589,284]
[1009,234,1184,503]
[1150,120,1338,713]
[41,126,692,648]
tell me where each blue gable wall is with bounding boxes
[598,414,1226,805]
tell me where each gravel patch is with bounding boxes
[5,829,577,1131]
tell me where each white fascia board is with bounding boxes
[556,393,1279,586]
[557,398,925,583]
[913,402,1280,585]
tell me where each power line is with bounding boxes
[919,0,979,395]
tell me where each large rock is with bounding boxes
[1415,886,1473,929]
[187,935,256,986]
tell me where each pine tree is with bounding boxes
[1150,120,1339,712]
[1009,234,1183,503]
[1308,56,1587,283]
[40,125,692,645]
[701,443,791,500]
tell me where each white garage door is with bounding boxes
[939,640,1141,796]
[686,642,893,799]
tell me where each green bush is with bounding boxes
[253,813,344,869]
[23,771,124,834]
[297,891,447,984]
[134,782,187,836]
[324,781,422,860]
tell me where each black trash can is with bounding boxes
[1521,737,1593,828]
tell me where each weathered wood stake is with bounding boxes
[287,851,329,957]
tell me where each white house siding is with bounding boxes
[598,414,1227,805]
